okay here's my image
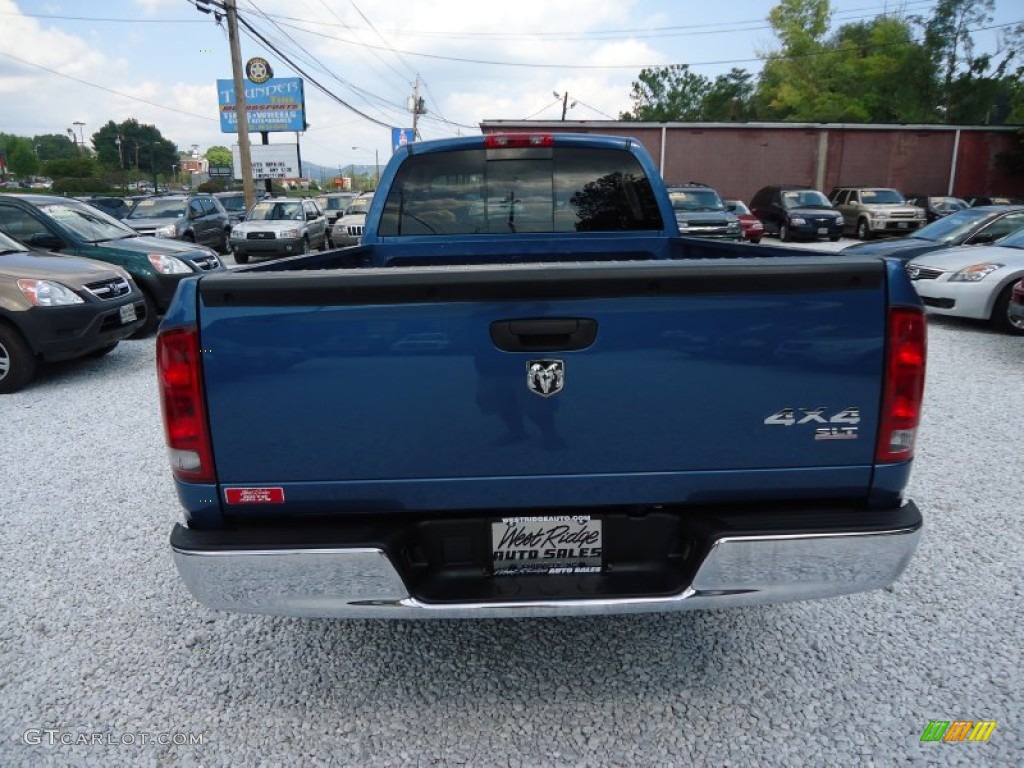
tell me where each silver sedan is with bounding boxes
[906,227,1024,334]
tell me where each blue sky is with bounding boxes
[0,0,1019,169]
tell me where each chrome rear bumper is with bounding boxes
[171,510,922,619]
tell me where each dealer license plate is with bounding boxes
[491,515,602,576]
[817,227,828,235]
[120,304,137,324]
[898,222,908,228]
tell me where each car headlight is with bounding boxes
[949,263,1003,282]
[727,221,741,232]
[279,229,300,239]
[147,253,193,274]
[790,217,806,225]
[16,279,84,306]
[154,224,178,238]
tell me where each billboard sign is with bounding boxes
[392,128,415,153]
[218,77,306,133]
[231,143,300,180]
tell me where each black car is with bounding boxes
[749,184,844,242]
[122,193,231,253]
[964,195,1023,207]
[905,195,969,223]
[0,228,145,393]
[213,191,249,225]
[83,196,141,220]
[0,194,226,336]
[841,205,1024,262]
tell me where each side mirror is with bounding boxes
[27,232,64,250]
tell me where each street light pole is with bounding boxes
[73,121,86,148]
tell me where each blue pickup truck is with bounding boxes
[160,133,926,619]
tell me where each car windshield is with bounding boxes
[930,196,968,213]
[319,196,353,211]
[725,200,751,215]
[344,198,372,215]
[37,202,138,242]
[127,199,187,219]
[910,208,1003,243]
[861,189,905,204]
[782,190,831,208]
[669,188,725,212]
[248,201,303,221]
[217,195,246,213]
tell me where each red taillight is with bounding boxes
[484,133,554,149]
[157,326,215,483]
[876,307,927,463]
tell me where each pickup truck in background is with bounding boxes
[161,133,926,619]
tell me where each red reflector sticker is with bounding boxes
[224,487,285,504]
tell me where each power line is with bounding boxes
[0,49,217,123]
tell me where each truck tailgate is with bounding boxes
[197,258,887,512]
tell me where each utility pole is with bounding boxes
[225,0,257,210]
[410,74,427,138]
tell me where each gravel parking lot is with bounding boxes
[1,239,1021,767]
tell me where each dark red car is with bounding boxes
[1010,278,1024,331]
[725,199,764,244]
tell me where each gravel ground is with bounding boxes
[1,243,1021,766]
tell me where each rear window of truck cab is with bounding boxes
[378,146,663,236]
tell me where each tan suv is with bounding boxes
[829,187,926,240]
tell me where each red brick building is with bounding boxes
[479,120,1022,204]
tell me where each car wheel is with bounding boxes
[829,235,841,242]
[780,223,792,242]
[233,250,249,265]
[130,291,159,340]
[218,229,231,254]
[750,237,761,244]
[856,219,872,240]
[302,237,311,255]
[0,323,37,394]
[181,232,195,243]
[991,282,1024,335]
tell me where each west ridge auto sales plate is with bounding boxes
[491,515,602,575]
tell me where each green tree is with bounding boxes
[702,69,756,121]
[91,119,178,176]
[205,146,232,167]
[42,156,100,179]
[620,65,712,121]
[917,0,1024,123]
[32,133,76,162]
[7,140,39,177]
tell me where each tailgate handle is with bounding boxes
[490,318,597,352]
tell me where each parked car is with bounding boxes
[213,191,249,225]
[330,194,374,247]
[842,206,1024,262]
[905,195,970,223]
[723,199,764,243]
[1009,278,1024,328]
[964,195,1023,207]
[122,193,231,253]
[83,196,140,220]
[316,192,357,245]
[906,226,1024,334]
[0,193,226,337]
[749,185,843,242]
[665,183,741,240]
[228,197,328,264]
[0,228,145,393]
[829,186,926,240]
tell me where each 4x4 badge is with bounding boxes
[527,360,565,397]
